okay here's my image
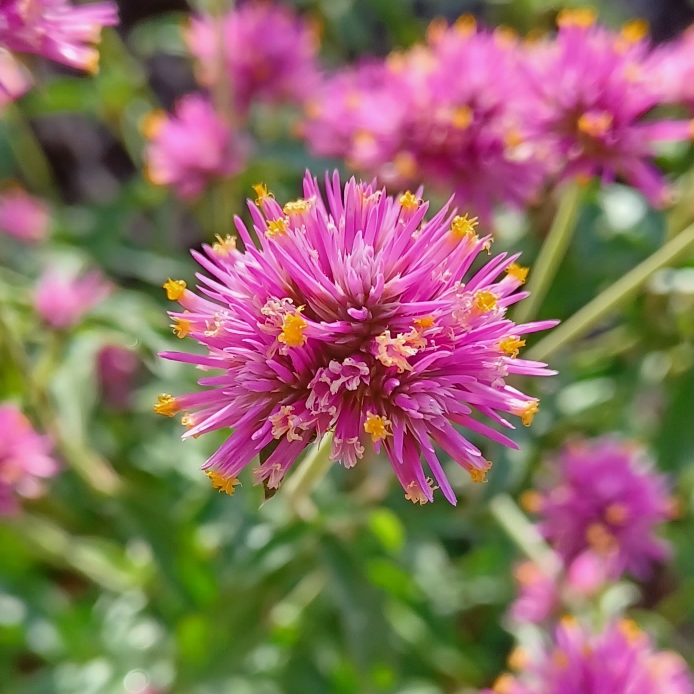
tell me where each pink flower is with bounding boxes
[645,26,694,111]
[143,94,247,199]
[0,48,30,107]
[0,404,59,515]
[0,0,119,73]
[186,1,320,117]
[521,10,691,206]
[530,437,672,580]
[34,267,111,329]
[97,346,140,410]
[158,173,557,504]
[483,618,694,694]
[0,187,51,242]
[510,561,559,625]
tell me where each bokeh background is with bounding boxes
[2,0,694,693]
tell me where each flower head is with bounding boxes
[0,404,59,516]
[0,0,118,73]
[160,172,556,504]
[143,95,246,199]
[0,187,50,242]
[530,437,672,580]
[34,267,111,329]
[186,2,320,117]
[521,13,690,206]
[482,619,694,694]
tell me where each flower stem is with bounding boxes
[283,433,334,521]
[489,494,562,578]
[515,182,582,324]
[527,221,694,363]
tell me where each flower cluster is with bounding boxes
[304,10,693,216]
[186,1,320,117]
[143,95,247,199]
[484,618,694,694]
[0,0,118,77]
[524,437,672,580]
[157,172,556,504]
[0,404,59,515]
[0,187,51,242]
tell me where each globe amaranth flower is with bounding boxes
[521,9,691,207]
[304,18,545,220]
[34,266,111,329]
[0,404,59,516]
[483,618,694,694]
[0,0,118,73]
[186,1,320,117]
[143,94,247,199]
[524,437,673,580]
[0,187,51,242]
[156,172,556,505]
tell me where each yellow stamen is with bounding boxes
[473,290,498,313]
[426,17,447,44]
[181,414,200,438]
[585,522,618,554]
[553,650,570,669]
[506,262,529,284]
[163,278,187,301]
[469,460,492,484]
[399,191,421,210]
[454,14,476,37]
[283,199,311,216]
[279,308,308,348]
[172,315,193,338]
[212,234,236,255]
[620,18,649,44]
[414,315,436,330]
[253,183,274,205]
[353,129,375,147]
[404,478,437,505]
[578,111,613,138]
[205,470,241,496]
[364,412,391,443]
[557,7,598,29]
[605,502,629,525]
[492,674,515,694]
[85,50,100,75]
[508,647,529,671]
[520,401,539,426]
[394,151,417,179]
[452,105,473,129]
[494,25,518,47]
[520,490,543,514]
[504,129,524,149]
[560,614,578,627]
[450,213,479,240]
[266,217,289,238]
[141,109,167,139]
[619,619,642,644]
[154,394,179,417]
[499,336,526,358]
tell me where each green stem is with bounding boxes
[283,433,334,521]
[515,182,582,324]
[489,494,562,578]
[527,221,694,363]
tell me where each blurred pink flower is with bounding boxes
[521,11,691,206]
[97,345,139,410]
[143,94,247,199]
[0,187,51,242]
[0,404,59,515]
[645,26,694,111]
[510,561,559,625]
[158,172,556,504]
[186,1,320,117]
[0,48,30,107]
[0,0,118,73]
[530,437,672,580]
[483,618,694,694]
[34,267,111,329]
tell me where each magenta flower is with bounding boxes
[510,561,559,625]
[34,267,111,329]
[0,187,51,242]
[157,173,556,505]
[483,618,694,694]
[143,94,247,199]
[0,404,59,516]
[186,1,320,117]
[0,48,30,107]
[529,437,672,580]
[0,0,118,73]
[521,10,691,206]
[645,26,694,111]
